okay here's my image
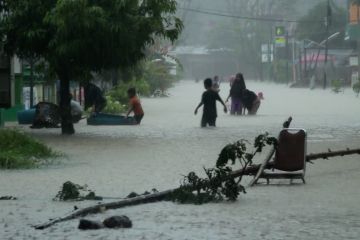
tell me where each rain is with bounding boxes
[1,1,360,239]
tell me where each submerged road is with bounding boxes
[1,80,360,240]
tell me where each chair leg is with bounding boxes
[302,177,306,184]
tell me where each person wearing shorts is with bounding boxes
[126,88,144,124]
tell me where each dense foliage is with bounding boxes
[207,0,296,81]
[0,129,59,169]
[296,1,346,47]
[54,181,102,201]
[169,133,277,204]
[103,79,150,114]
[143,60,176,93]
[102,95,127,115]
[1,0,182,134]
[102,58,176,114]
[331,79,343,94]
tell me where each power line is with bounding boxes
[178,7,324,24]
[183,19,331,37]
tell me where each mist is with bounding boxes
[174,0,350,82]
[2,1,360,239]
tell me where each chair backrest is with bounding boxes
[274,128,307,172]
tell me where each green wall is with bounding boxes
[2,74,24,122]
[0,109,4,127]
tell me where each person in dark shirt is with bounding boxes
[241,89,263,115]
[194,78,227,127]
[84,82,107,113]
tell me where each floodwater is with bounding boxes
[1,80,360,240]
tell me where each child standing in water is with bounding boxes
[212,75,220,92]
[194,78,227,127]
[126,88,144,124]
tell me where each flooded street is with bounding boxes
[1,80,360,240]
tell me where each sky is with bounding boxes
[176,0,348,46]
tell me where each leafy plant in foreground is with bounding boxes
[169,133,277,204]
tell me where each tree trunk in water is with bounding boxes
[29,60,34,108]
[58,71,75,135]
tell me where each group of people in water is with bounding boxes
[69,73,261,128]
[195,73,263,127]
[85,83,144,124]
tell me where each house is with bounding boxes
[169,46,239,81]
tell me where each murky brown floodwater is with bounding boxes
[1,81,360,240]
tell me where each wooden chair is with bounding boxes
[255,128,307,184]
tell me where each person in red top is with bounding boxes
[126,88,144,124]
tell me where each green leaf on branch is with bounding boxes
[170,133,277,204]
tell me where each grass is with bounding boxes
[0,128,60,169]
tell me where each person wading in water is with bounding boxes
[226,73,246,115]
[194,78,227,127]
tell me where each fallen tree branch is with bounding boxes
[34,190,174,230]
[34,163,265,230]
[34,146,360,230]
[34,115,360,230]
[35,161,265,230]
[306,148,360,161]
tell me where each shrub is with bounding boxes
[143,61,176,93]
[109,79,150,101]
[54,181,102,201]
[168,133,277,204]
[331,79,342,93]
[102,96,126,114]
[0,129,59,169]
[353,80,360,97]
[105,79,150,114]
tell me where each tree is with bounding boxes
[296,1,347,46]
[1,0,182,134]
[207,0,296,80]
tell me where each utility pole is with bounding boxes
[323,0,331,89]
[285,30,290,84]
[358,38,360,86]
[292,38,296,83]
[299,45,303,83]
[304,40,307,79]
[269,26,273,81]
